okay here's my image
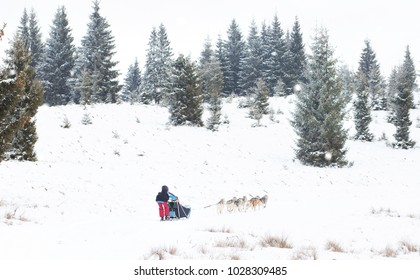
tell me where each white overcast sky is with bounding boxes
[1,0,419,78]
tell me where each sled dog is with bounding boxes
[216,199,225,214]
[248,196,261,210]
[226,197,237,213]
[260,195,268,208]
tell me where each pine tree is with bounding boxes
[216,35,228,95]
[259,22,272,92]
[170,55,203,126]
[18,9,30,48]
[199,36,213,67]
[291,28,347,167]
[337,64,355,105]
[249,79,270,126]
[78,67,92,105]
[41,6,75,106]
[266,15,287,95]
[369,63,386,110]
[198,37,214,101]
[284,17,307,95]
[28,9,44,69]
[0,68,22,161]
[392,47,416,149]
[387,67,399,123]
[239,20,262,96]
[121,58,141,103]
[3,34,44,161]
[353,41,375,141]
[204,56,224,131]
[0,24,21,160]
[18,8,44,70]
[356,40,385,110]
[199,48,224,104]
[142,24,174,104]
[223,19,246,95]
[78,0,121,103]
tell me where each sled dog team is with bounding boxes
[216,194,268,214]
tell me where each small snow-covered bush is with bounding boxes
[81,113,92,125]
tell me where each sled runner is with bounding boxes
[168,197,191,219]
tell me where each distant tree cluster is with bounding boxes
[1,1,418,165]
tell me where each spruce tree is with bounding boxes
[199,44,224,103]
[259,22,272,92]
[79,68,92,106]
[142,24,174,104]
[337,64,355,105]
[354,41,375,141]
[216,35,228,95]
[204,56,224,131]
[170,55,203,126]
[28,9,44,69]
[356,40,385,110]
[284,17,307,95]
[78,0,121,103]
[18,9,30,48]
[121,58,141,103]
[249,79,270,126]
[0,68,22,161]
[266,15,287,95]
[18,8,44,70]
[291,28,347,167]
[199,36,213,67]
[0,24,20,160]
[239,20,262,96]
[198,37,215,101]
[223,19,246,95]
[392,47,416,149]
[387,67,399,123]
[41,6,75,106]
[3,34,44,161]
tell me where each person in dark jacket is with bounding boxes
[156,185,177,221]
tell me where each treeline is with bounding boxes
[0,1,417,166]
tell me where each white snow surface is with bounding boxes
[1,96,420,260]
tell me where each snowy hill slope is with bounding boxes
[1,96,420,259]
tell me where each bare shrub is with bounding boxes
[399,240,418,253]
[291,247,318,260]
[260,235,293,249]
[207,226,232,233]
[149,248,166,260]
[381,245,398,258]
[147,245,179,260]
[215,237,247,248]
[167,246,178,255]
[198,245,208,255]
[61,116,71,128]
[325,240,345,253]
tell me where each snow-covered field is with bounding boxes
[1,96,420,260]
